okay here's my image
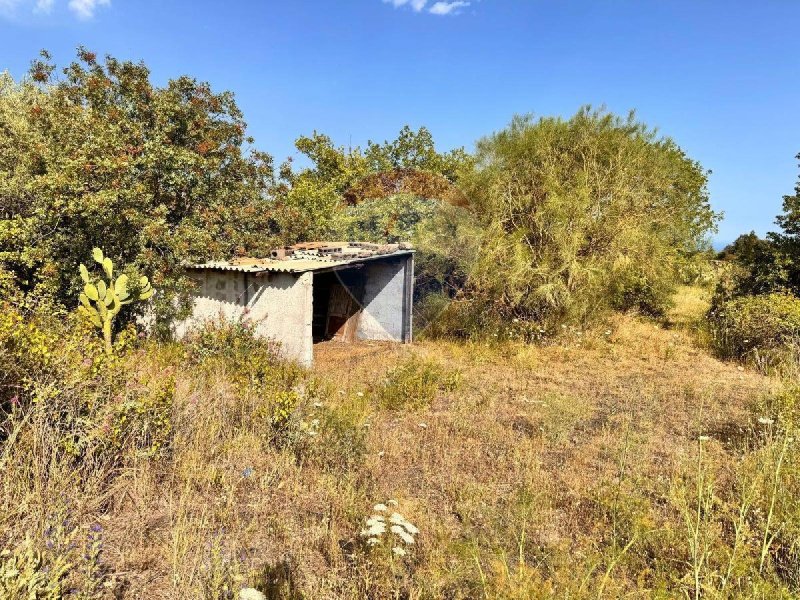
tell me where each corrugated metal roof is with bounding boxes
[189,242,413,274]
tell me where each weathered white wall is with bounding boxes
[175,269,314,366]
[355,256,413,342]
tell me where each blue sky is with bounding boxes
[1,1,798,245]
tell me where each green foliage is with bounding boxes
[717,155,800,300]
[0,537,71,599]
[372,355,460,410]
[328,193,438,244]
[708,293,800,365]
[0,50,276,333]
[273,126,473,244]
[447,108,718,333]
[77,247,153,354]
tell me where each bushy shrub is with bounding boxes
[327,194,438,244]
[372,356,460,410]
[448,108,718,332]
[708,293,800,364]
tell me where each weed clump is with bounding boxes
[372,355,460,410]
[708,293,800,371]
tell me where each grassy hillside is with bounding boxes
[2,288,799,598]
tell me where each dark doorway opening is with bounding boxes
[312,269,365,343]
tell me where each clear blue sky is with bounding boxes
[1,0,798,246]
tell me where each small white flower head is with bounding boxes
[366,516,385,526]
[605,330,612,336]
[392,546,407,556]
[377,450,385,457]
[758,417,774,425]
[391,525,415,545]
[418,422,428,429]
[366,537,380,546]
[356,391,364,397]
[403,521,419,535]
[361,521,386,537]
[240,589,266,600]
[373,503,388,513]
[313,402,323,408]
[698,435,711,442]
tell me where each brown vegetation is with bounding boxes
[5,288,799,598]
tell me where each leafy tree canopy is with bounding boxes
[272,126,473,242]
[0,49,276,328]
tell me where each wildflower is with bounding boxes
[391,525,415,544]
[366,537,379,546]
[313,402,323,409]
[698,435,711,442]
[361,521,386,537]
[758,417,774,426]
[418,422,428,429]
[392,546,407,557]
[239,589,266,600]
[357,391,364,397]
[377,451,385,457]
[373,503,389,512]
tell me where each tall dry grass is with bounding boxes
[2,289,800,598]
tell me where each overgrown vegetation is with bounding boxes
[3,48,800,598]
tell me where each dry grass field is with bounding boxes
[2,287,799,598]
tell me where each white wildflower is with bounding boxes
[313,402,323,408]
[239,589,266,600]
[418,422,428,429]
[366,516,385,526]
[391,525,415,545]
[402,521,419,535]
[357,391,364,397]
[373,503,388,512]
[366,537,379,546]
[758,417,774,425]
[361,521,386,537]
[392,546,407,557]
[698,435,711,442]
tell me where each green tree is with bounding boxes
[0,49,276,330]
[716,154,800,300]
[273,126,473,243]
[769,152,800,292]
[453,108,719,330]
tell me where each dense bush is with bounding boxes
[708,293,800,364]
[0,50,276,332]
[447,108,718,332]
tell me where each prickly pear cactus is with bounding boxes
[77,248,154,354]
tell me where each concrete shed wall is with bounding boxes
[175,269,314,366]
[355,255,413,343]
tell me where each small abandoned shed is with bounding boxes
[176,242,414,366]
